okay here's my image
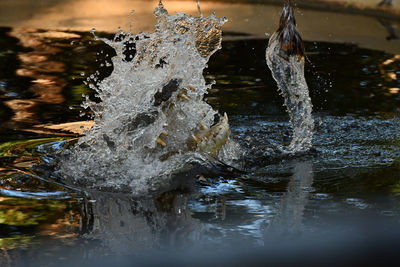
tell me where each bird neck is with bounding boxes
[279,1,296,30]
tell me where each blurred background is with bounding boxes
[0,0,399,52]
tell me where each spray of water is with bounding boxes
[54,1,240,194]
[266,0,314,153]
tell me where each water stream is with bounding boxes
[266,0,314,154]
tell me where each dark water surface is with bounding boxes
[0,26,400,265]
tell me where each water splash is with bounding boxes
[54,2,240,194]
[266,0,314,154]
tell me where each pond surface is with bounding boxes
[1,5,400,266]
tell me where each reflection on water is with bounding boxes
[0,161,315,257]
[0,27,115,138]
[266,161,314,236]
[0,171,82,266]
[4,28,66,128]
[379,54,400,99]
[80,192,204,253]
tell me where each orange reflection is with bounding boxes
[387,72,397,81]
[4,99,36,124]
[382,54,400,65]
[378,54,400,95]
[4,28,66,128]
[38,216,80,239]
[35,121,94,135]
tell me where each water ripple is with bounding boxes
[0,188,71,200]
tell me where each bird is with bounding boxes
[265,0,314,153]
[273,0,305,60]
